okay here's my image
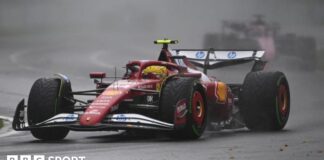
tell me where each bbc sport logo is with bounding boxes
[7,155,44,160]
[6,155,86,160]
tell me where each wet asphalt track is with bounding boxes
[0,34,324,160]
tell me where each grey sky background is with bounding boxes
[0,0,323,48]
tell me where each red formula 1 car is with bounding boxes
[12,39,290,140]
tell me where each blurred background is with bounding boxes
[0,0,323,70]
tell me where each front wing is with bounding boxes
[12,99,174,131]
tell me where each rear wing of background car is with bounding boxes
[172,49,267,74]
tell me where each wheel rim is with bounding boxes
[192,91,205,126]
[278,84,288,117]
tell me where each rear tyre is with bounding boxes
[240,71,290,131]
[28,78,73,140]
[160,77,207,139]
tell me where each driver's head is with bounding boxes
[142,65,168,79]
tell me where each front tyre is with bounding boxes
[28,78,72,140]
[240,71,290,131]
[160,77,207,139]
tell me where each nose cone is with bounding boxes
[79,89,127,126]
[79,109,105,126]
[79,80,149,126]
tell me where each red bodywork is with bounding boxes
[80,49,233,126]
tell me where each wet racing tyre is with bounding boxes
[160,77,207,139]
[240,71,290,131]
[27,78,73,140]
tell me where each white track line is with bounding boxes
[0,115,13,121]
[0,115,18,138]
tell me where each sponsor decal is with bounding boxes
[112,85,130,89]
[111,81,139,89]
[88,105,106,109]
[103,90,123,96]
[116,114,127,122]
[215,82,228,104]
[227,51,237,59]
[117,81,138,85]
[94,99,110,103]
[84,109,101,115]
[146,95,154,103]
[6,155,86,160]
[138,84,153,89]
[175,99,187,118]
[195,51,205,59]
[100,96,112,100]
[90,103,107,106]
[106,113,174,128]
[90,96,112,106]
[63,114,78,122]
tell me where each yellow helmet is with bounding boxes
[142,65,168,79]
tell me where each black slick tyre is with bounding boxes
[160,77,207,139]
[27,78,72,140]
[240,71,290,131]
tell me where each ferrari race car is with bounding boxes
[12,39,290,140]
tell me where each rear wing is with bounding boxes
[172,49,267,74]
